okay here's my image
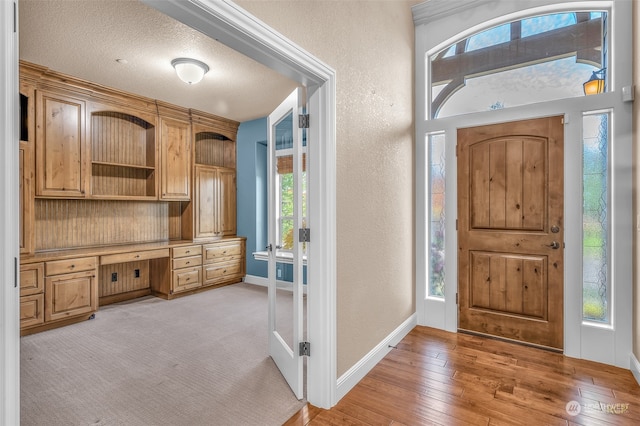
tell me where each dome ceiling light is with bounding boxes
[171,58,210,85]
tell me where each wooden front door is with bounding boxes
[457,116,564,350]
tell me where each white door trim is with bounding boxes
[0,0,337,419]
[141,0,337,408]
[0,0,21,424]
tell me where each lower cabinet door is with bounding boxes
[45,271,97,322]
[20,294,44,328]
[172,267,202,293]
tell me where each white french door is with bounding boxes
[267,88,307,399]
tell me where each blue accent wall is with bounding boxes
[236,117,268,278]
[236,116,307,284]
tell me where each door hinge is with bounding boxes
[14,257,18,288]
[299,341,311,356]
[13,2,17,33]
[456,219,458,231]
[456,293,458,304]
[299,114,310,129]
[298,228,310,243]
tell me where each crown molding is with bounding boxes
[412,0,487,25]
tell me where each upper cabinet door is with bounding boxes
[160,117,191,201]
[35,89,87,198]
[218,168,236,236]
[194,165,218,240]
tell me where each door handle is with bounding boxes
[266,244,272,252]
[548,241,560,249]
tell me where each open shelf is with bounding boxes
[91,111,156,198]
[91,161,155,171]
[195,132,234,167]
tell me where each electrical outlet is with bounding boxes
[111,272,118,282]
[134,269,140,278]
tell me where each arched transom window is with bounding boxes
[430,11,607,119]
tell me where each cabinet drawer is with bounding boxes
[173,245,202,258]
[20,294,44,328]
[46,257,97,276]
[203,261,243,282]
[172,255,202,270]
[203,243,242,263]
[172,267,201,293]
[101,249,170,265]
[20,263,44,296]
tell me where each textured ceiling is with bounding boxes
[18,0,298,122]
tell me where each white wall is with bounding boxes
[237,0,419,376]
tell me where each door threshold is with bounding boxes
[458,328,563,353]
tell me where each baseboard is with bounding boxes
[630,353,640,386]
[336,313,417,402]
[243,274,308,294]
[243,274,268,287]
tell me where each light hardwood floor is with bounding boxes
[286,326,640,425]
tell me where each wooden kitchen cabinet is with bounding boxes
[88,104,158,200]
[20,144,34,254]
[171,244,202,294]
[160,115,191,201]
[44,257,97,323]
[20,81,35,254]
[20,263,44,329]
[202,238,245,288]
[218,168,237,236]
[193,165,237,240]
[150,244,202,298]
[35,89,87,198]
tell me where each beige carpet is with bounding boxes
[21,283,305,426]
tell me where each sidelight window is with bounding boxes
[582,111,610,324]
[428,132,446,299]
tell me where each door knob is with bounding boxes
[548,241,560,249]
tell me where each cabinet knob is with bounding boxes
[186,261,190,265]
[70,264,75,269]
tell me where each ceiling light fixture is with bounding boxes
[583,68,606,96]
[171,58,209,85]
